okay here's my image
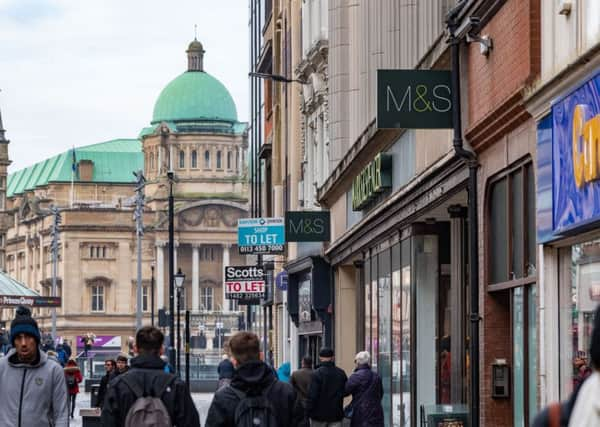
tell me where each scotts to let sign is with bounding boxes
[377,69,453,129]
[352,153,392,211]
[238,217,285,255]
[285,211,330,242]
[224,265,265,303]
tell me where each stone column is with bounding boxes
[237,146,242,173]
[192,245,200,312]
[156,242,165,309]
[222,244,231,312]
[173,241,179,272]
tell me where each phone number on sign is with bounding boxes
[239,244,284,254]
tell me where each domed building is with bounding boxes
[0,40,248,358]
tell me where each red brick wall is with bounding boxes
[467,0,540,129]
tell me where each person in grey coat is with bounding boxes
[0,306,69,427]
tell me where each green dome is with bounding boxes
[151,71,238,124]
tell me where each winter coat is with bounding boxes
[291,367,313,402]
[96,370,116,408]
[217,357,234,379]
[0,348,69,427]
[101,353,200,427]
[64,362,83,395]
[532,373,587,427]
[278,362,291,382]
[344,364,384,427]
[568,371,600,426]
[205,360,304,427]
[306,361,348,422]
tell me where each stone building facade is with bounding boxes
[0,40,248,355]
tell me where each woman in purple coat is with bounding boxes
[344,351,384,427]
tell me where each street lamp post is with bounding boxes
[50,206,61,341]
[150,264,155,327]
[175,268,186,377]
[167,171,176,372]
[133,170,145,330]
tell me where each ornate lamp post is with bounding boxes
[174,268,186,376]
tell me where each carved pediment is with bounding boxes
[178,204,246,230]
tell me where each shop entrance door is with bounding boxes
[299,334,322,368]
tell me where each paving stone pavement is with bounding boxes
[71,391,214,426]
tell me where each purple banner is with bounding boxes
[77,335,121,350]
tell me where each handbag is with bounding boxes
[344,370,376,420]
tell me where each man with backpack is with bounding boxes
[100,326,200,427]
[205,331,304,426]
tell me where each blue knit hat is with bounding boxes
[10,306,41,345]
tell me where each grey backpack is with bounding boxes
[121,372,175,427]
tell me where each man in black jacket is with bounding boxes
[100,326,200,427]
[306,347,348,427]
[96,359,115,408]
[205,331,304,426]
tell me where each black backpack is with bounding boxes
[66,374,77,389]
[230,382,278,427]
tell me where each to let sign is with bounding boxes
[237,217,285,254]
[377,69,453,129]
[285,211,331,242]
[224,265,265,302]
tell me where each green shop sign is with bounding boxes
[352,153,392,211]
[377,69,453,129]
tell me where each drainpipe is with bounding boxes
[446,2,480,426]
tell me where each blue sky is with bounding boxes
[0,0,249,172]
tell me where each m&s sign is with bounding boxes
[377,70,453,129]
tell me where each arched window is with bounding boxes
[227,151,232,170]
[217,151,222,169]
[191,150,198,168]
[179,150,185,169]
[204,150,211,169]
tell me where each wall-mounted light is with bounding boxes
[467,34,493,56]
[559,0,572,16]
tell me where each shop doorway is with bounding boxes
[299,334,322,368]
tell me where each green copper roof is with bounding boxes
[8,139,142,197]
[151,71,238,124]
[0,270,39,296]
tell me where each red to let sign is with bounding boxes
[225,280,266,300]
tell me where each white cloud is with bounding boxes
[0,0,249,172]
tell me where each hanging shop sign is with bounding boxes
[352,153,392,211]
[285,211,330,242]
[551,71,600,233]
[237,217,285,254]
[224,265,266,302]
[377,69,453,129]
[0,295,61,307]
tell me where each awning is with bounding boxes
[0,271,61,307]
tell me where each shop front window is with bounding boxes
[378,248,392,426]
[559,240,599,398]
[371,254,379,368]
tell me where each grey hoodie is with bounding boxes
[0,348,69,427]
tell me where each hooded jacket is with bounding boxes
[205,360,304,427]
[101,353,200,427]
[0,348,69,427]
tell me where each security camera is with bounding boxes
[451,16,481,39]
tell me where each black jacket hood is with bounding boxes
[231,360,276,395]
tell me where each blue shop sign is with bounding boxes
[237,217,285,255]
[549,71,600,235]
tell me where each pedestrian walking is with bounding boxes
[306,347,348,427]
[63,339,72,359]
[0,306,69,427]
[291,356,314,427]
[64,358,83,419]
[217,351,234,390]
[56,343,68,366]
[0,327,9,355]
[206,331,304,426]
[277,361,291,383]
[96,359,116,408]
[115,353,130,376]
[344,351,384,427]
[101,326,200,427]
